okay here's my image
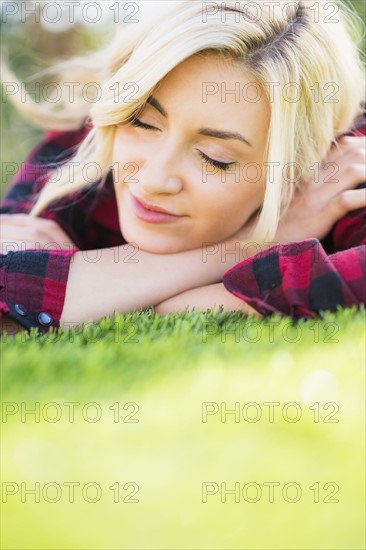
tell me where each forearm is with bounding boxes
[60,243,231,327]
[154,282,263,317]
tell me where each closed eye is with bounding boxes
[131,118,157,131]
[131,118,236,172]
[196,150,236,172]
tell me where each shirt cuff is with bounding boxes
[222,239,322,319]
[0,248,78,334]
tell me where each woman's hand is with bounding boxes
[154,282,262,317]
[0,213,79,255]
[274,135,366,244]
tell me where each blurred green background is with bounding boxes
[1,307,365,549]
[0,0,365,200]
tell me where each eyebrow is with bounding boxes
[146,95,253,148]
[146,96,168,117]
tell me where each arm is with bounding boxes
[59,243,252,327]
[222,238,365,319]
[154,282,263,317]
[0,235,256,334]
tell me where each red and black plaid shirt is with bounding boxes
[0,112,365,334]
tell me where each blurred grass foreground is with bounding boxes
[1,1,366,549]
[1,307,366,549]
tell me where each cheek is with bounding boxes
[113,128,144,163]
[112,129,142,187]
[194,195,243,238]
[197,182,263,235]
[197,184,243,217]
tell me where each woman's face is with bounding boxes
[112,54,270,253]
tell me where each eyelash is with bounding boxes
[196,151,233,172]
[131,118,235,172]
[131,118,157,131]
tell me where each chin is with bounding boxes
[135,240,190,254]
[138,243,178,254]
[121,229,186,254]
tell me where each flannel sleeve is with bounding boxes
[222,235,365,319]
[0,248,78,334]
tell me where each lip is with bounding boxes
[130,193,183,224]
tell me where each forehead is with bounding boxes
[152,54,270,140]
[156,53,255,99]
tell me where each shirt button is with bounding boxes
[38,312,54,327]
[15,304,27,316]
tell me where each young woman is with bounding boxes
[0,0,365,336]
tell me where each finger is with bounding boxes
[331,134,366,151]
[0,228,35,243]
[34,219,76,245]
[329,146,366,173]
[1,241,40,255]
[0,225,41,239]
[328,135,366,164]
[339,188,366,210]
[307,140,364,192]
[0,227,62,248]
[1,233,44,250]
[326,189,366,223]
[0,240,68,255]
[0,213,55,229]
[335,163,366,190]
[0,218,74,246]
[0,213,32,223]
[318,164,366,200]
[322,140,363,175]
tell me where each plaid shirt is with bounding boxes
[1,111,365,334]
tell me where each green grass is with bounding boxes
[1,306,365,549]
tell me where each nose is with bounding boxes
[139,146,184,195]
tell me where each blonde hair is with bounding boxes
[1,0,365,243]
